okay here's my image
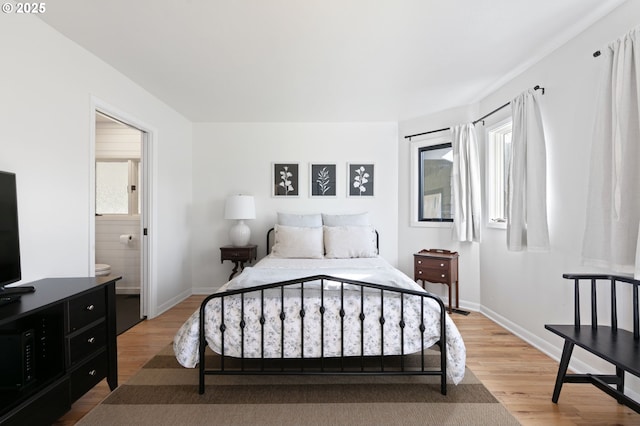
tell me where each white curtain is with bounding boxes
[582,28,640,277]
[451,123,481,242]
[506,89,550,251]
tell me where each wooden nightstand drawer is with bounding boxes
[415,258,449,269]
[415,267,450,283]
[223,250,248,260]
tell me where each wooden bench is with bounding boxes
[545,273,640,414]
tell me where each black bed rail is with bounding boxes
[198,274,447,395]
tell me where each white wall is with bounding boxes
[398,0,640,385]
[191,122,398,292]
[476,1,640,365]
[0,13,193,318]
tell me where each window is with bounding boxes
[96,160,140,215]
[417,141,454,222]
[411,136,455,226]
[486,118,512,227]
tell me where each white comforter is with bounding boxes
[173,256,466,384]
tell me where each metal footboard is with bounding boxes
[198,274,447,395]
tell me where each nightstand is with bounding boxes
[414,249,459,313]
[220,245,257,280]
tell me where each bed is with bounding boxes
[174,214,466,395]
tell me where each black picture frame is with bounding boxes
[273,163,299,197]
[348,163,374,197]
[310,163,336,197]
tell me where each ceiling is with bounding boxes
[39,0,625,122]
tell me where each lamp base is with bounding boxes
[229,220,251,246]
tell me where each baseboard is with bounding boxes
[192,286,222,295]
[155,288,192,317]
[453,300,480,314]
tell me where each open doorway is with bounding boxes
[93,111,148,334]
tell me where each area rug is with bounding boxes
[78,345,520,425]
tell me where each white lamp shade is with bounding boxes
[224,195,256,220]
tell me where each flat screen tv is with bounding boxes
[0,171,21,288]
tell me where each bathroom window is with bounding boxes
[486,118,512,228]
[96,160,140,215]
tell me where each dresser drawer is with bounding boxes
[415,266,450,283]
[69,350,108,402]
[414,254,456,284]
[69,322,106,366]
[223,250,247,260]
[68,289,106,332]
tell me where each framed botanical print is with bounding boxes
[348,163,374,197]
[310,163,336,197]
[273,163,299,197]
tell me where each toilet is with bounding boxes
[95,263,111,277]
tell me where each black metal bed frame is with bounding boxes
[197,275,447,395]
[197,228,448,395]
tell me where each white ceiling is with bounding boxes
[39,0,626,122]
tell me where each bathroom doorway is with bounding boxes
[93,110,149,334]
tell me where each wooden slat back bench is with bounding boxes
[545,273,640,414]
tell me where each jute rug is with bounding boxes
[79,345,520,425]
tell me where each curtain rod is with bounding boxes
[404,85,545,140]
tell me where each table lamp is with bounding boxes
[224,195,256,246]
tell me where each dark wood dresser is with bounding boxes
[414,249,459,313]
[0,276,120,425]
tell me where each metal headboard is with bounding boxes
[266,227,379,255]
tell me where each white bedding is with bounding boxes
[173,256,466,384]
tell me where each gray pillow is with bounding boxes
[322,212,370,227]
[277,212,322,227]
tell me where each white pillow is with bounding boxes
[270,224,324,258]
[322,212,370,227]
[277,212,322,227]
[323,225,378,258]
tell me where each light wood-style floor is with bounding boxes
[54,295,639,425]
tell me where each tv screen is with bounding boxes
[0,171,21,288]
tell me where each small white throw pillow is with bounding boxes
[324,225,378,258]
[270,224,324,258]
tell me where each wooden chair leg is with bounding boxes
[552,340,574,403]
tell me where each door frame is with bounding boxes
[89,97,156,318]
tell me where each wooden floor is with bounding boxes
[54,295,639,425]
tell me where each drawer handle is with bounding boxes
[86,304,95,311]
[87,337,96,344]
[440,263,444,267]
[417,260,422,264]
[89,369,97,376]
[441,274,445,278]
[418,271,422,274]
